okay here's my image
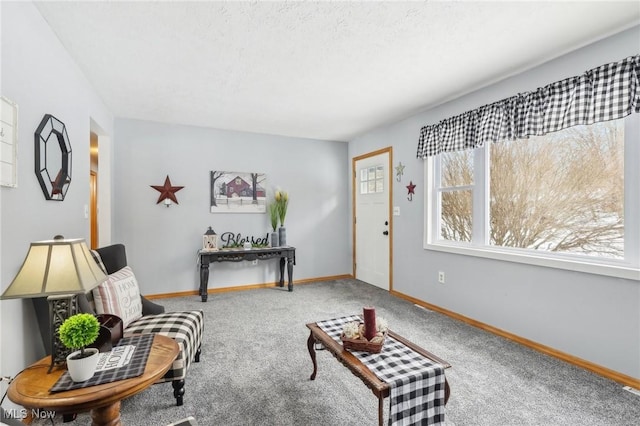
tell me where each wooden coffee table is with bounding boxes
[7,334,179,426]
[306,322,451,426]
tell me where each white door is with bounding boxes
[354,150,391,290]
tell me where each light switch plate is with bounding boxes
[393,206,400,216]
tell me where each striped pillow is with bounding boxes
[92,266,143,328]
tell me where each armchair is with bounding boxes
[32,244,203,406]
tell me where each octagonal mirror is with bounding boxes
[34,114,72,201]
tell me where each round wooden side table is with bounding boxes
[8,334,179,426]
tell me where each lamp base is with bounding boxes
[47,294,77,373]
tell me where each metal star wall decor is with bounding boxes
[395,162,405,182]
[406,181,416,201]
[151,175,184,206]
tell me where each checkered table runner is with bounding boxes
[317,316,446,426]
[50,333,154,392]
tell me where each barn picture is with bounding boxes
[210,171,267,213]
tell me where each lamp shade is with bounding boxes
[0,237,107,299]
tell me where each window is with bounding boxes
[360,165,384,194]
[438,150,473,242]
[426,114,640,279]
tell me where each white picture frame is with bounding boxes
[0,96,18,187]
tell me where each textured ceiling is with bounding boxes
[34,1,640,142]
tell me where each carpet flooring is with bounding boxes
[24,279,640,425]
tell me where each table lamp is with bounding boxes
[0,236,107,371]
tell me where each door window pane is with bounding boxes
[360,164,384,194]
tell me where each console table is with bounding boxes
[198,246,296,302]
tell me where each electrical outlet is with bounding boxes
[438,271,445,284]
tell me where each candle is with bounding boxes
[363,307,376,341]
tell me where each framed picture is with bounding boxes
[210,171,266,213]
[1,96,18,187]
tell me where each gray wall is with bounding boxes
[349,26,640,379]
[0,1,114,399]
[112,119,351,295]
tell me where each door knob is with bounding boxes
[383,230,389,236]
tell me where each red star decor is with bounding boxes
[151,175,184,205]
[406,181,416,201]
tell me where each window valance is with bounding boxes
[417,54,640,158]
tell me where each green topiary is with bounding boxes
[58,313,100,358]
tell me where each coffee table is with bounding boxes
[7,334,179,426]
[306,322,451,426]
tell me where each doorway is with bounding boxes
[352,147,393,290]
[89,132,99,249]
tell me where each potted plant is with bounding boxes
[269,202,279,247]
[58,313,101,382]
[275,190,289,245]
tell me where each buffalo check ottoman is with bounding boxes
[124,310,204,406]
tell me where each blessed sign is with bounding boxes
[219,232,269,248]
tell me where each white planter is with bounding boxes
[66,348,99,382]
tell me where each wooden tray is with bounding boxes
[340,331,387,354]
[90,314,123,353]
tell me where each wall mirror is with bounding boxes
[34,114,72,201]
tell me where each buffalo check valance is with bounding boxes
[417,54,640,158]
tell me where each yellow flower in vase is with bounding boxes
[274,189,289,246]
[275,190,289,227]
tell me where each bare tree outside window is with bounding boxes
[441,190,472,242]
[440,150,473,242]
[439,120,624,258]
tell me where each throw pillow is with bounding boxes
[92,266,143,328]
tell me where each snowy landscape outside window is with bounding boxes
[437,120,624,259]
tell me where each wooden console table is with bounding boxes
[198,246,296,302]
